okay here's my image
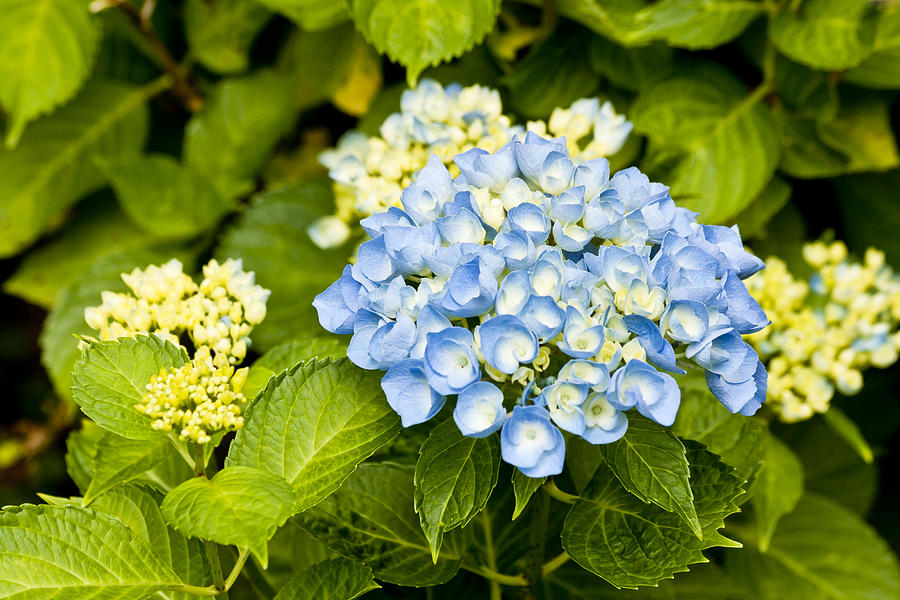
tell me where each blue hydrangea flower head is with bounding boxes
[315,131,769,478]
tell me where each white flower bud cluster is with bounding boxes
[84,258,270,368]
[309,80,632,249]
[747,241,900,422]
[136,352,250,444]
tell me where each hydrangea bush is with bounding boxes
[315,132,769,478]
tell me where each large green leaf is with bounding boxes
[562,445,744,588]
[296,462,464,586]
[0,503,184,598]
[40,248,186,400]
[0,0,100,147]
[505,26,599,120]
[511,470,545,520]
[414,418,500,559]
[273,557,380,600]
[348,0,501,84]
[731,176,792,240]
[774,110,850,179]
[770,0,876,71]
[242,336,348,400]
[589,37,674,92]
[184,69,297,198]
[65,420,107,494]
[161,466,297,566]
[821,408,874,465]
[71,335,190,440]
[630,64,778,224]
[227,358,401,511]
[184,0,271,74]
[98,154,236,238]
[728,494,900,599]
[0,79,153,258]
[673,374,767,480]
[548,0,650,46]
[88,484,211,596]
[845,8,900,89]
[600,413,701,537]
[254,0,349,30]
[640,0,763,49]
[3,201,159,309]
[749,433,803,552]
[817,93,899,174]
[215,180,351,349]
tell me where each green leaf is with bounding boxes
[88,484,211,595]
[640,0,763,49]
[273,557,380,600]
[562,444,744,588]
[414,418,500,560]
[264,520,337,592]
[774,110,850,179]
[548,0,650,46]
[770,0,875,71]
[296,462,464,586]
[84,433,173,505]
[3,200,159,309]
[588,37,673,92]
[821,408,874,464]
[673,373,767,480]
[504,25,599,120]
[630,64,778,224]
[243,336,348,400]
[845,7,900,89]
[564,436,606,493]
[98,154,236,238]
[731,176,792,240]
[254,0,349,30]
[0,79,153,258]
[184,69,297,198]
[348,0,501,85]
[773,57,839,120]
[0,503,184,597]
[728,494,900,599]
[65,420,107,494]
[184,0,272,74]
[40,248,189,400]
[227,358,401,511]
[600,413,701,537]
[161,466,297,566]
[544,561,748,599]
[71,335,190,440]
[511,470,545,520]
[750,433,804,552]
[215,180,351,349]
[0,0,100,147]
[817,92,899,174]
[287,22,383,116]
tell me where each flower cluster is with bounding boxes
[308,80,632,249]
[84,258,269,368]
[315,132,768,477]
[747,241,900,422]
[85,258,270,442]
[137,347,249,444]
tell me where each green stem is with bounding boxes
[480,512,503,600]
[223,549,250,590]
[164,583,220,596]
[524,489,551,598]
[205,541,229,599]
[239,557,277,599]
[542,479,578,504]
[464,565,528,587]
[169,436,196,471]
[541,552,570,577]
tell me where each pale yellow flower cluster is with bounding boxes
[746,241,900,421]
[137,347,249,444]
[84,258,269,368]
[308,80,632,249]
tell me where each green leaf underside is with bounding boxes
[770,0,875,71]
[845,8,900,89]
[84,433,172,505]
[66,421,108,494]
[226,358,401,512]
[562,444,744,589]
[184,0,272,74]
[71,335,189,440]
[0,0,100,147]
[296,462,463,586]
[631,64,778,224]
[161,466,297,567]
[728,494,900,600]
[98,154,236,238]
[0,79,151,258]
[272,557,380,600]
[242,336,348,400]
[511,470,545,520]
[215,181,351,350]
[750,433,804,552]
[0,503,183,598]
[601,414,701,537]
[414,418,501,560]
[348,0,500,84]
